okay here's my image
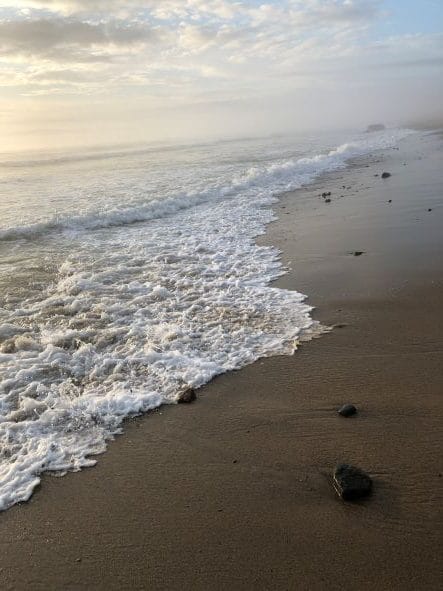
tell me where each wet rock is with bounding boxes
[333,464,372,500]
[381,172,391,179]
[353,251,364,256]
[338,403,357,417]
[178,388,197,404]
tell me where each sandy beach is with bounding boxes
[0,130,442,590]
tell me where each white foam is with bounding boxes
[0,128,412,511]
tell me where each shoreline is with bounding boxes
[1,130,442,590]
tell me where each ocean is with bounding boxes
[0,127,410,510]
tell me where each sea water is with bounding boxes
[0,128,411,510]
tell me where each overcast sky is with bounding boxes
[0,0,442,151]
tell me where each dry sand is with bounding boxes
[0,131,442,590]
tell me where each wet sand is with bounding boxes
[1,131,442,590]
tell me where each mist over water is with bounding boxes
[0,128,411,510]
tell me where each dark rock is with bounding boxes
[178,388,197,404]
[338,403,357,417]
[374,174,379,177]
[322,191,331,198]
[325,198,331,203]
[366,124,385,133]
[388,199,392,203]
[333,464,372,500]
[381,172,391,179]
[428,208,432,212]
[353,251,364,256]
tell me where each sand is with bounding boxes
[0,130,442,590]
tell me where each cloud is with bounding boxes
[0,1,442,150]
[0,18,158,60]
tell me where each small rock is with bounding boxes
[333,464,372,501]
[322,191,331,198]
[374,174,379,177]
[381,172,391,179]
[325,198,331,203]
[178,389,197,404]
[428,208,432,212]
[388,199,392,203]
[353,251,364,256]
[338,403,357,417]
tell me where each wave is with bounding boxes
[0,128,413,243]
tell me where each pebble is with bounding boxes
[338,403,357,417]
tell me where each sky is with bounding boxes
[0,0,442,151]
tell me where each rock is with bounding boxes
[366,124,385,133]
[388,199,392,203]
[178,388,197,404]
[325,198,331,203]
[381,172,391,179]
[333,464,372,500]
[338,403,357,417]
[428,208,432,212]
[322,191,331,198]
[353,251,364,256]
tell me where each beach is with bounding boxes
[0,130,442,590]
